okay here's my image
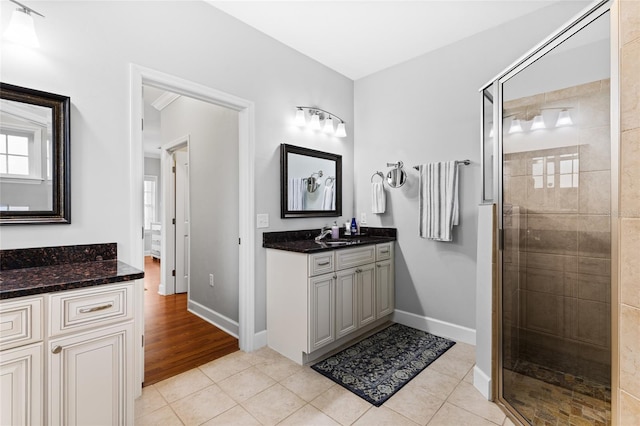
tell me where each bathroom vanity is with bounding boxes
[264,228,395,365]
[0,244,143,426]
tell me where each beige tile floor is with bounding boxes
[135,341,516,426]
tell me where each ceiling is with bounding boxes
[205,1,577,80]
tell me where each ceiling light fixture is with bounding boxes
[3,0,44,48]
[294,106,347,138]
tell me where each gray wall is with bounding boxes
[161,96,240,323]
[353,2,590,330]
[0,1,354,335]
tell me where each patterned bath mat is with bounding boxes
[311,323,455,406]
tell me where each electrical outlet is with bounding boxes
[360,212,367,224]
[209,274,214,287]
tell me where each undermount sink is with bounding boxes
[316,239,360,246]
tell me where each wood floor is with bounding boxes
[143,256,238,386]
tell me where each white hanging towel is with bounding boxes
[371,181,386,214]
[321,185,334,210]
[418,161,459,241]
[288,178,305,210]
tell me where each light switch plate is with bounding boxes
[360,212,367,224]
[257,213,269,228]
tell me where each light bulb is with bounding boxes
[508,118,523,134]
[556,110,573,127]
[3,8,39,48]
[294,108,306,127]
[335,122,347,138]
[309,113,321,131]
[530,115,545,131]
[323,116,334,134]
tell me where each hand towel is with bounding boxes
[288,178,305,210]
[371,181,386,214]
[418,161,459,241]
[322,185,334,210]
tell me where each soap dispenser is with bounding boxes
[331,222,339,239]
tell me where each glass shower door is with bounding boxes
[498,7,611,425]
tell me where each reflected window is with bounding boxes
[531,153,579,189]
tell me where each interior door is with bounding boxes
[174,150,189,294]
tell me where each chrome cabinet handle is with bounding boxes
[317,261,330,266]
[356,269,362,273]
[52,345,62,354]
[380,249,389,253]
[376,264,382,268]
[79,303,113,314]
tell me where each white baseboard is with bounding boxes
[473,366,492,400]
[392,309,476,345]
[188,299,239,338]
[253,330,267,350]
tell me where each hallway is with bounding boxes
[143,256,238,386]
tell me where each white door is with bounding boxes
[174,150,189,294]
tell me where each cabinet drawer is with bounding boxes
[0,297,43,351]
[49,284,133,337]
[376,243,393,261]
[309,252,334,277]
[335,246,376,270]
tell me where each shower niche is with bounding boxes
[481,1,612,424]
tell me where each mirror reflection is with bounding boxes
[280,144,342,218]
[0,99,54,211]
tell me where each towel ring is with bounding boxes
[371,171,384,183]
[325,176,335,188]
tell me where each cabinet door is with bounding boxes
[335,269,357,339]
[0,343,43,426]
[308,274,335,352]
[376,260,395,318]
[357,263,376,328]
[48,322,133,426]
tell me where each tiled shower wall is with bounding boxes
[618,0,640,423]
[503,79,611,385]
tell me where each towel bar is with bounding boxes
[413,160,470,170]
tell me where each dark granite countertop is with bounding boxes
[263,227,397,253]
[0,243,144,300]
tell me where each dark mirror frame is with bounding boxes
[280,143,342,218]
[0,83,71,225]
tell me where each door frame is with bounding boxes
[159,136,190,296]
[129,66,257,366]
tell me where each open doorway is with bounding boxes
[130,65,256,395]
[140,84,240,386]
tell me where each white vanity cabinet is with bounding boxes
[0,282,137,426]
[267,242,394,365]
[0,297,44,426]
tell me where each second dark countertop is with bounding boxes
[263,227,397,253]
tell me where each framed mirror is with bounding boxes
[281,144,342,218]
[0,83,71,224]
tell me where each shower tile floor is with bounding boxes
[504,369,611,426]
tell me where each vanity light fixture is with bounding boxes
[294,106,347,138]
[508,118,523,134]
[556,109,573,127]
[3,0,44,48]
[530,114,546,131]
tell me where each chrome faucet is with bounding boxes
[315,226,332,241]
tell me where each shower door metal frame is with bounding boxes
[479,1,613,424]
